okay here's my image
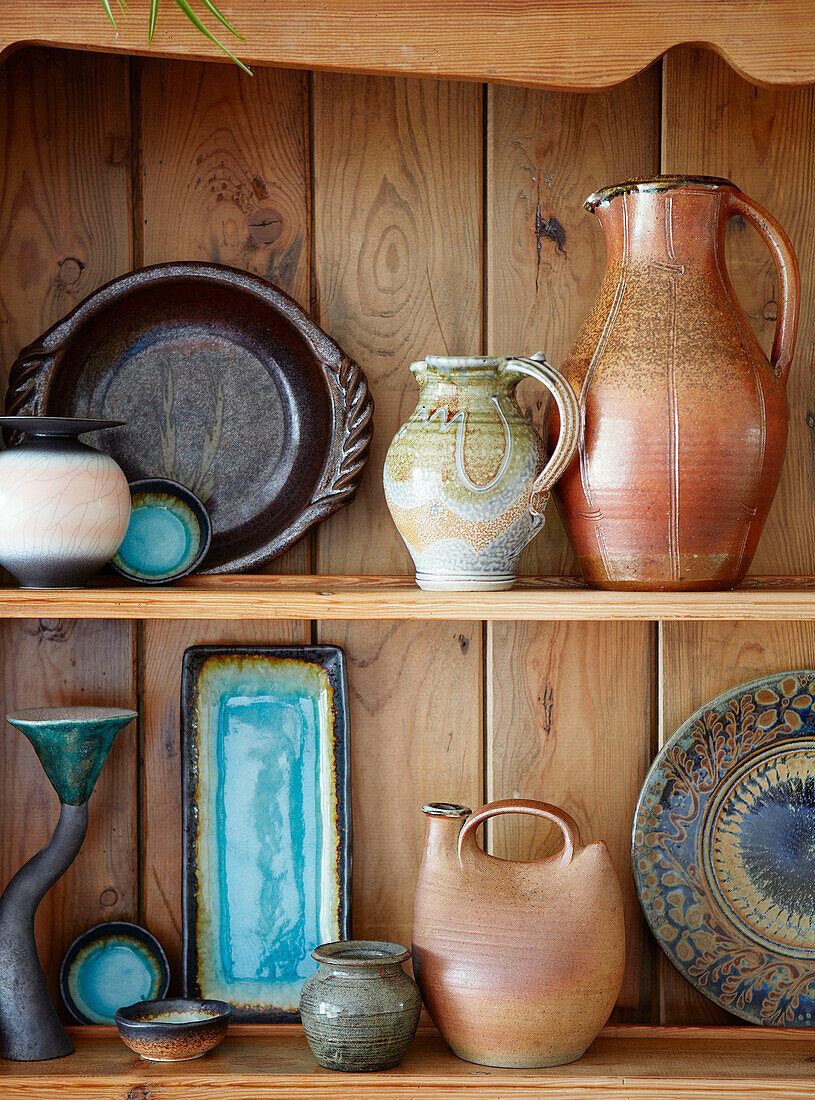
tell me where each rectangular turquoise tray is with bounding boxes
[181,645,351,1021]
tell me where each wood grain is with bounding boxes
[660,619,815,1024]
[311,75,483,954]
[332,620,482,949]
[0,48,132,392]
[0,620,136,1012]
[0,47,135,1010]
[4,1,815,92]
[141,620,306,987]
[137,59,313,980]
[1,1025,814,1099]
[2,575,815,620]
[487,621,656,1021]
[139,58,311,575]
[662,46,815,577]
[312,74,482,574]
[486,71,660,576]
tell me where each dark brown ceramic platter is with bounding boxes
[4,263,373,573]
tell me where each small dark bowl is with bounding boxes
[110,477,212,584]
[115,998,231,1061]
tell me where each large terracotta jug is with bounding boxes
[551,175,800,591]
[412,800,625,1068]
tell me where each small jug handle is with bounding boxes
[503,355,579,517]
[725,188,800,382]
[458,798,580,867]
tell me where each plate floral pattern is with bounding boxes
[633,671,815,1026]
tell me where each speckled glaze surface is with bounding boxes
[0,417,130,588]
[300,941,421,1072]
[6,706,138,807]
[60,921,170,1024]
[115,998,231,1061]
[633,670,815,1026]
[181,646,351,1021]
[384,356,578,590]
[412,800,625,1068]
[550,176,800,591]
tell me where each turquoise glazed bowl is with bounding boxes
[300,941,421,1072]
[111,478,211,584]
[115,998,231,1061]
[60,922,170,1024]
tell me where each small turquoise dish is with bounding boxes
[110,478,211,584]
[60,922,170,1024]
[633,670,815,1027]
[181,645,352,1021]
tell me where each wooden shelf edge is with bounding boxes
[1,576,815,621]
[1,1025,813,1098]
[2,1,815,90]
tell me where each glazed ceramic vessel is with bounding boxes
[181,646,351,1021]
[0,706,137,1060]
[111,478,211,584]
[300,941,421,1072]
[384,355,578,590]
[0,416,130,587]
[115,998,231,1061]
[550,175,800,591]
[412,800,625,1069]
[60,921,170,1024]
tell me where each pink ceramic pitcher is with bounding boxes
[412,799,625,1068]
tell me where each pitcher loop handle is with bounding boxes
[725,188,800,382]
[458,798,579,867]
[503,356,579,518]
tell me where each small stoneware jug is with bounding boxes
[384,355,578,590]
[412,800,625,1068]
[550,175,801,591]
[300,941,421,1072]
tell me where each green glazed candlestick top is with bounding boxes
[6,707,137,806]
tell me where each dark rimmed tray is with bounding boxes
[5,262,373,574]
[181,645,352,1021]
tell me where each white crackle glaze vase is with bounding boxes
[0,417,131,588]
[384,356,579,591]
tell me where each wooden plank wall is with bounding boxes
[0,44,812,1027]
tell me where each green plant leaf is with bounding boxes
[198,0,244,40]
[172,0,252,73]
[100,0,118,28]
[148,0,160,42]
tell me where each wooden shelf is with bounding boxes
[1,1025,813,1098]
[1,575,815,621]
[2,1,815,90]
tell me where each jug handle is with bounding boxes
[503,356,580,518]
[457,798,579,867]
[725,188,800,382]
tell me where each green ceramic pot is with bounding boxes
[300,941,420,1072]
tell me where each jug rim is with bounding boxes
[416,356,507,375]
[311,940,410,966]
[422,802,472,818]
[586,174,736,212]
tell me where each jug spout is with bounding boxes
[421,803,471,863]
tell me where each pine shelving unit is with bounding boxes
[1,2,814,1096]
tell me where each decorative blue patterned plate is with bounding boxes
[111,478,211,584]
[60,922,170,1024]
[633,671,815,1026]
[181,645,351,1021]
